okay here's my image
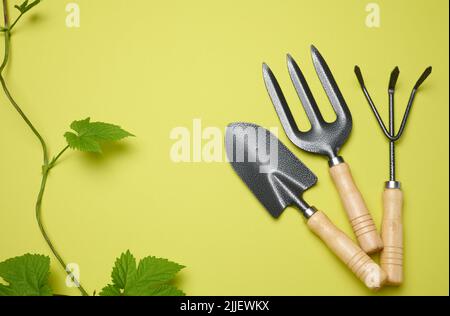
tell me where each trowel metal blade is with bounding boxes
[225,122,317,218]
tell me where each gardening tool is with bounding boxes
[225,122,386,290]
[262,46,383,254]
[354,65,432,285]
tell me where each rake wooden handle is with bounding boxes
[380,188,403,285]
[307,211,386,290]
[329,162,383,254]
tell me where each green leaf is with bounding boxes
[64,131,102,153]
[135,256,185,287]
[64,117,134,153]
[111,250,136,290]
[0,254,52,296]
[144,284,185,296]
[99,284,121,296]
[15,0,41,14]
[99,251,185,296]
[0,284,13,295]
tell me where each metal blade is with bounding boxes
[310,45,351,122]
[225,122,317,218]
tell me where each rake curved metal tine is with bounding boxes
[388,67,400,92]
[286,54,325,126]
[414,66,432,90]
[388,67,399,138]
[393,66,432,140]
[354,65,393,140]
[262,63,306,147]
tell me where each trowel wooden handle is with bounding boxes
[307,211,386,290]
[380,188,403,286]
[329,162,383,254]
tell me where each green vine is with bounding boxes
[1,0,89,296]
[0,1,185,297]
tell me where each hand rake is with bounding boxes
[354,65,432,285]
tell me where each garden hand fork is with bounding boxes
[263,45,383,254]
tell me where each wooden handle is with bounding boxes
[329,162,383,254]
[380,188,403,285]
[307,211,386,290]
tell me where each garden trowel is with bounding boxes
[225,122,386,290]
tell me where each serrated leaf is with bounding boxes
[64,117,133,153]
[141,284,185,296]
[99,251,185,296]
[0,254,52,296]
[99,284,121,296]
[135,256,185,287]
[15,0,40,14]
[111,250,136,290]
[64,131,102,153]
[14,0,28,12]
[0,284,13,295]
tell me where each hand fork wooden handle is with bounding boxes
[263,46,383,254]
[329,162,383,254]
[307,210,386,290]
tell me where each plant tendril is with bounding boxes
[0,0,88,296]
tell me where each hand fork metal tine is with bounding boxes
[286,54,325,126]
[310,45,351,123]
[264,46,352,159]
[264,47,384,254]
[262,63,306,148]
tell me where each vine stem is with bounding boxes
[8,11,22,30]
[1,0,88,296]
[51,145,70,166]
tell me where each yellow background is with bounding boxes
[0,0,448,295]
